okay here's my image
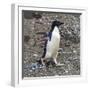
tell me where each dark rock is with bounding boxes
[32,12,42,19]
[24,35,30,43]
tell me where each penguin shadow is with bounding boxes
[45,60,56,68]
[36,59,64,70]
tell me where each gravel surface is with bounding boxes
[22,11,80,78]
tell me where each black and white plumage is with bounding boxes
[37,20,64,66]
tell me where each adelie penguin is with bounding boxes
[38,20,64,67]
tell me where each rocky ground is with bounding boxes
[22,11,80,78]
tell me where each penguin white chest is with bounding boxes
[45,26,60,58]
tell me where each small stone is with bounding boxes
[73,50,77,53]
[33,54,38,57]
[65,70,68,73]
[29,70,33,72]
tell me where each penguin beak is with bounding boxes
[60,22,64,25]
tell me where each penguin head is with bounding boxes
[51,20,64,32]
[52,20,64,27]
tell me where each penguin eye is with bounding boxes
[57,21,61,26]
